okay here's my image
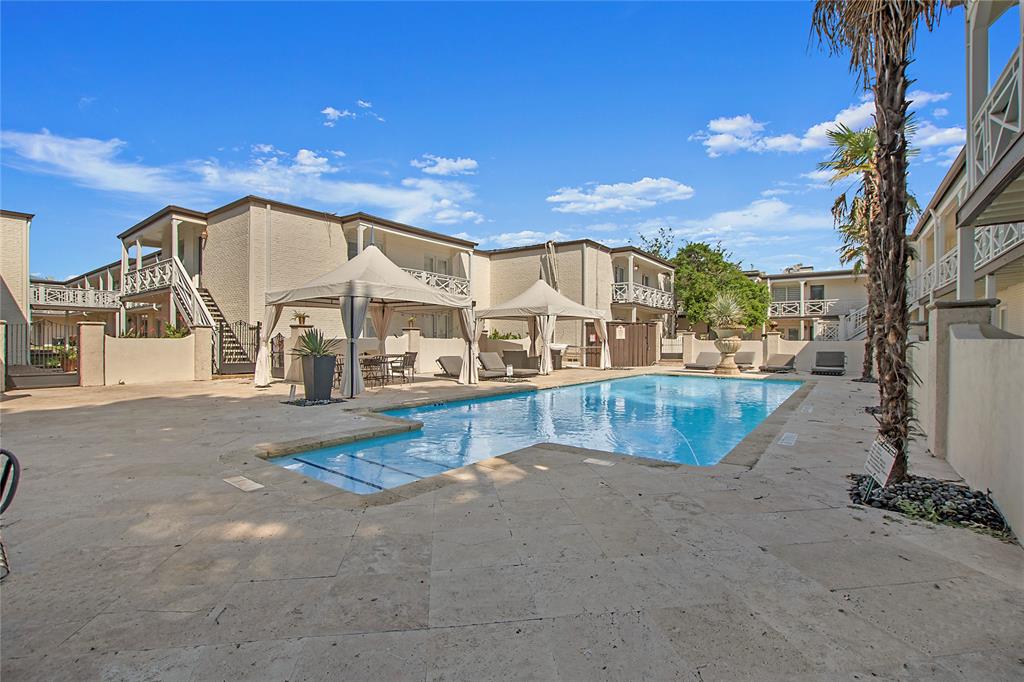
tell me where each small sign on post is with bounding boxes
[864,438,897,487]
[506,364,514,377]
[615,325,626,340]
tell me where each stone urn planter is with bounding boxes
[712,327,745,376]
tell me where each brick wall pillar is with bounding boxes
[78,321,107,386]
[192,325,213,381]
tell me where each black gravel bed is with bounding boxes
[849,474,1011,535]
[281,398,347,407]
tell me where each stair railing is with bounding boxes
[170,256,221,371]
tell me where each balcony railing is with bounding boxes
[30,283,120,309]
[401,268,470,297]
[611,282,674,310]
[769,299,846,317]
[969,45,1021,188]
[909,222,1024,301]
[123,259,174,296]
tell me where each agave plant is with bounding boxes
[290,328,341,358]
[707,292,745,330]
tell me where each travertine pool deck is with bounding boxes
[1,369,1021,680]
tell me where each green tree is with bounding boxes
[672,242,769,330]
[813,0,944,482]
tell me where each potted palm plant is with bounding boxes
[290,328,341,401]
[708,292,746,376]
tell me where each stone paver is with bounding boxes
[1,370,1021,680]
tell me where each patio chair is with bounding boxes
[502,349,541,371]
[1,449,21,582]
[811,351,846,376]
[734,351,755,371]
[759,354,796,373]
[684,352,720,370]
[389,352,417,383]
[361,355,389,387]
[479,351,538,378]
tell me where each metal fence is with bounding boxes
[216,320,261,374]
[271,333,285,378]
[5,322,79,370]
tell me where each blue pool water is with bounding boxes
[273,375,800,494]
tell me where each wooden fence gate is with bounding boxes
[585,321,659,367]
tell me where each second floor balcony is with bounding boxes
[909,221,1024,302]
[611,282,674,310]
[768,298,865,318]
[30,282,120,310]
[123,259,174,297]
[401,268,470,297]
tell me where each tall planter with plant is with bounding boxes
[290,329,340,401]
[708,292,746,376]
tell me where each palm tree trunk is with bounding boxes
[872,49,913,481]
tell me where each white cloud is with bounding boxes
[933,107,949,118]
[410,154,479,176]
[0,128,189,196]
[913,122,966,147]
[546,177,695,214]
[1,129,485,226]
[693,92,953,157]
[680,198,831,233]
[356,99,373,109]
[320,106,355,127]
[922,144,963,167]
[488,230,570,248]
[330,149,346,158]
[760,188,792,197]
[907,90,951,107]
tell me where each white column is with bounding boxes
[985,274,999,325]
[798,280,806,340]
[356,224,365,253]
[965,5,989,189]
[932,210,945,284]
[170,218,180,263]
[119,241,128,334]
[956,225,976,300]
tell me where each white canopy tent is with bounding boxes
[254,245,475,396]
[476,279,611,373]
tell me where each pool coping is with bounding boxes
[221,370,813,507]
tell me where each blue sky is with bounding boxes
[1,1,976,280]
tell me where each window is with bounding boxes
[641,274,651,287]
[424,255,450,275]
[347,240,358,260]
[421,312,453,339]
[809,284,825,300]
[773,285,800,302]
[614,266,626,283]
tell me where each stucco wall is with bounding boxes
[1,213,31,325]
[202,204,251,325]
[104,335,196,384]
[908,341,935,451]
[945,326,1024,534]
[776,339,867,375]
[997,279,1024,336]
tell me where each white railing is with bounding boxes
[611,282,674,310]
[813,320,840,341]
[30,283,119,309]
[908,222,1024,302]
[974,222,1023,268]
[969,45,1021,188]
[401,268,470,297]
[769,299,847,317]
[937,246,959,289]
[123,259,173,296]
[848,303,868,337]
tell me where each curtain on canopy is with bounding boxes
[457,308,481,385]
[341,296,369,398]
[369,303,395,355]
[254,304,285,387]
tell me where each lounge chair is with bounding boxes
[478,351,538,378]
[811,351,846,376]
[734,351,755,371]
[684,352,720,370]
[502,349,541,371]
[436,355,505,380]
[759,354,796,373]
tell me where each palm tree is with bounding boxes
[812,0,943,482]
[820,124,880,383]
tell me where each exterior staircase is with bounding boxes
[197,288,253,368]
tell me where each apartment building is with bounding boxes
[0,210,32,327]
[766,264,868,341]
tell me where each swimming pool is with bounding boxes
[272,374,800,494]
